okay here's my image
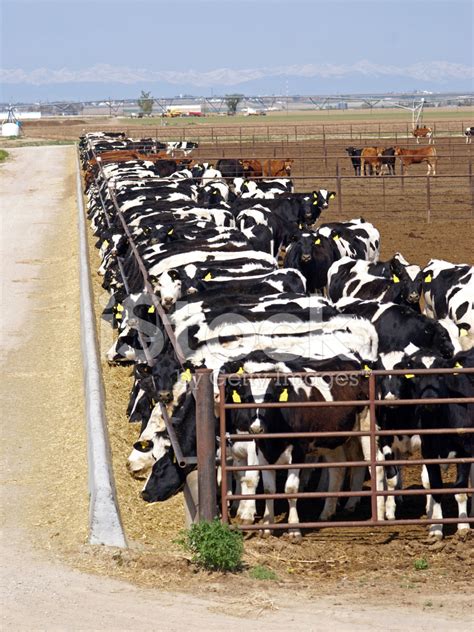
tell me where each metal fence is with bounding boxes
[189,366,474,532]
[38,119,474,143]
[89,121,473,146]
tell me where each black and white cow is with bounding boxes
[327,253,422,310]
[336,299,455,358]
[464,127,474,144]
[422,259,474,350]
[284,220,379,294]
[220,352,376,536]
[404,348,473,539]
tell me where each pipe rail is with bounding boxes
[83,140,196,472]
[217,366,474,531]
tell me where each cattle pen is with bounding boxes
[80,133,474,548]
[78,125,474,222]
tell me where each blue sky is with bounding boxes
[1,0,473,101]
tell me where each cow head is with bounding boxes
[390,253,423,306]
[221,360,284,436]
[156,269,183,308]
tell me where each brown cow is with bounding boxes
[360,147,383,176]
[394,146,437,175]
[262,158,294,176]
[412,126,433,144]
[240,159,263,179]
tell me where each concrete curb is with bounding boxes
[76,152,127,547]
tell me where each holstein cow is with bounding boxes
[220,352,375,536]
[327,253,422,309]
[336,298,455,358]
[464,127,474,144]
[412,126,433,144]
[422,259,474,350]
[404,348,474,539]
[394,146,437,175]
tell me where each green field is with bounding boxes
[114,107,473,128]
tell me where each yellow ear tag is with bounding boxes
[459,328,468,337]
[140,441,149,450]
[313,200,318,206]
[333,234,340,241]
[204,272,212,281]
[392,274,400,283]
[405,374,415,379]
[103,239,109,248]
[181,368,192,382]
[167,229,174,235]
[237,366,245,375]
[424,274,432,283]
[454,362,463,369]
[147,305,155,314]
[298,223,303,229]
[279,388,289,402]
[232,390,241,403]
[314,238,321,245]
[116,304,124,312]
[363,364,371,377]
[329,193,335,199]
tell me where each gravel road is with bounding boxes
[0,146,469,631]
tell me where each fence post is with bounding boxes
[426,175,431,223]
[368,373,378,523]
[382,173,386,215]
[336,162,342,213]
[195,368,217,522]
[470,161,474,218]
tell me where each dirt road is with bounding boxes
[0,146,470,631]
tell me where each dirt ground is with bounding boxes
[1,140,473,630]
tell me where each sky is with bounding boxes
[1,0,473,102]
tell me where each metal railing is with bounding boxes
[195,366,474,532]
